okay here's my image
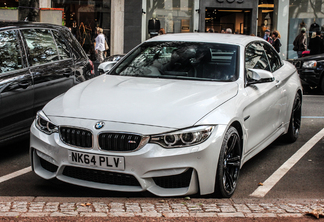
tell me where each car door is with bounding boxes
[20,28,74,115]
[242,41,283,154]
[0,29,33,142]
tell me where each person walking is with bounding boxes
[293,28,307,58]
[308,30,323,55]
[271,30,281,53]
[94,28,105,63]
[263,29,273,44]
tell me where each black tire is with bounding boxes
[321,77,324,93]
[214,126,241,198]
[284,93,302,143]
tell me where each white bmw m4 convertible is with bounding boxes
[30,33,302,198]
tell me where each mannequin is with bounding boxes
[309,18,320,38]
[261,19,270,36]
[148,12,160,38]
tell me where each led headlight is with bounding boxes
[302,60,317,69]
[150,126,214,148]
[35,110,58,134]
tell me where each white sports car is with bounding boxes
[30,33,302,198]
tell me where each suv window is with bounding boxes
[21,29,59,66]
[263,43,282,72]
[0,30,23,74]
[52,30,71,60]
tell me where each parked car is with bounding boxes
[98,54,124,75]
[0,21,94,145]
[30,33,302,198]
[290,53,324,92]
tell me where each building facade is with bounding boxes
[1,0,324,60]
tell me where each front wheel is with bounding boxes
[214,126,241,198]
[284,93,302,143]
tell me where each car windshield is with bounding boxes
[111,42,239,82]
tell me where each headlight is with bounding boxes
[302,60,317,69]
[35,110,58,134]
[150,126,214,148]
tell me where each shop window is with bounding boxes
[257,0,274,38]
[146,0,194,39]
[0,30,23,74]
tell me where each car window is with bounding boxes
[52,30,71,60]
[21,29,59,66]
[263,43,282,72]
[60,29,86,60]
[0,30,23,74]
[245,42,270,79]
[112,42,238,82]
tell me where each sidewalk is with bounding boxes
[0,197,323,219]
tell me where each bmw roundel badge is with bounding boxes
[95,121,105,130]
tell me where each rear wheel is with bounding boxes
[284,93,301,143]
[214,126,241,198]
[321,77,324,93]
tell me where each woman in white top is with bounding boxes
[95,28,106,63]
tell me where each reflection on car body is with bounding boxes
[0,21,93,145]
[30,33,302,198]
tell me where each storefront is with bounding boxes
[288,0,324,59]
[51,0,111,60]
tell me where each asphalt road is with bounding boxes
[0,90,323,200]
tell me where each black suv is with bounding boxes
[0,21,94,144]
[290,54,324,92]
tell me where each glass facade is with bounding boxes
[145,0,194,39]
[52,0,111,60]
[288,0,324,59]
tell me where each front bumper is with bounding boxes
[30,118,226,197]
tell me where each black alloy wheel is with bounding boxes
[215,126,241,198]
[284,93,302,143]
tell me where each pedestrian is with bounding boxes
[221,29,225,33]
[95,28,106,63]
[293,28,307,58]
[225,28,232,34]
[158,28,165,35]
[207,28,214,33]
[308,30,323,55]
[263,29,273,44]
[271,30,281,53]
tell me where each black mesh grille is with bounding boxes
[62,166,141,187]
[60,127,92,148]
[99,133,142,151]
[39,157,58,173]
[153,168,193,188]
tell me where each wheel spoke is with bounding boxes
[227,156,241,167]
[224,170,234,191]
[227,134,238,154]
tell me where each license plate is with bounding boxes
[68,150,125,170]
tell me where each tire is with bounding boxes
[284,93,302,143]
[321,77,324,93]
[214,126,241,198]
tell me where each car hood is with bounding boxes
[44,75,238,129]
[294,53,324,61]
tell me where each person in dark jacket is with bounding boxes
[293,28,307,58]
[271,30,281,53]
[308,30,323,55]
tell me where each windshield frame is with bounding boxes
[109,41,240,82]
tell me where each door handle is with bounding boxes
[275,80,281,87]
[62,69,73,77]
[18,82,31,89]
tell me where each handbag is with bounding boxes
[105,41,109,50]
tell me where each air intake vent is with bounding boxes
[60,127,92,148]
[99,133,142,151]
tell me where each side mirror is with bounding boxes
[247,69,274,85]
[98,61,117,75]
